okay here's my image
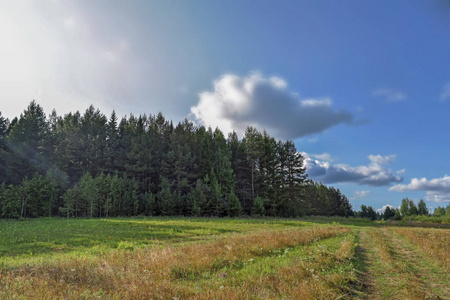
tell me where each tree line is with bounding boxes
[356,198,449,221]
[0,101,353,219]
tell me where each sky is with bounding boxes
[1,0,450,212]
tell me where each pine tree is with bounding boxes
[7,101,51,184]
[251,196,266,216]
[227,192,242,217]
[157,176,176,216]
[0,112,9,183]
[0,183,22,218]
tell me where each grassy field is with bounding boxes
[0,217,448,299]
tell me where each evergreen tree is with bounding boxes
[0,112,9,183]
[228,131,252,213]
[383,206,395,220]
[0,183,22,218]
[251,196,266,216]
[367,206,377,221]
[227,192,242,217]
[7,101,51,184]
[80,106,108,176]
[243,126,263,200]
[157,176,176,216]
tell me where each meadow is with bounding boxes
[0,217,448,299]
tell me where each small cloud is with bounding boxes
[377,204,394,213]
[396,169,406,174]
[350,190,371,200]
[311,153,334,162]
[368,154,396,165]
[191,73,354,139]
[440,82,450,101]
[373,88,406,102]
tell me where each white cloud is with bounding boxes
[440,82,450,101]
[350,190,371,200]
[390,175,450,203]
[396,169,406,174]
[373,88,406,102]
[191,73,354,139]
[311,153,334,162]
[377,204,394,213]
[355,190,371,198]
[368,154,396,165]
[303,153,403,186]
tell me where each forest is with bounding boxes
[0,101,353,219]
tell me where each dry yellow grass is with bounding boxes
[390,227,450,271]
[1,225,350,299]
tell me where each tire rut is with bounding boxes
[359,227,447,300]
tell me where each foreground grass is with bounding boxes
[359,227,449,299]
[0,217,449,299]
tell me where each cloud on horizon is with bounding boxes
[303,153,403,186]
[390,175,450,203]
[190,73,354,139]
[373,88,406,102]
[377,204,394,213]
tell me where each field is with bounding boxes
[0,217,449,299]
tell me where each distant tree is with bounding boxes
[408,200,419,216]
[417,199,428,215]
[434,206,446,216]
[361,205,368,218]
[367,206,377,221]
[393,208,402,220]
[400,198,410,217]
[383,206,395,220]
[1,101,357,219]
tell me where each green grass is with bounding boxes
[0,217,312,267]
[0,217,448,299]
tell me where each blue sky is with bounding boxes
[2,0,450,212]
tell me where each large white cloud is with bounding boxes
[390,176,450,203]
[303,153,403,186]
[190,73,353,139]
